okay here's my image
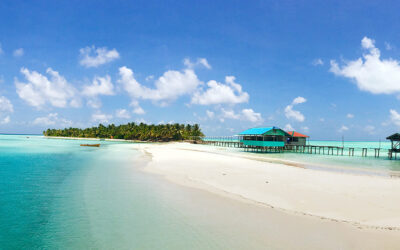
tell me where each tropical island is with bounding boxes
[44,122,204,141]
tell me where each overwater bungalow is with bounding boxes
[386,133,400,159]
[238,127,289,148]
[285,131,309,146]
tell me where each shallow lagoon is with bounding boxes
[1,135,399,249]
[0,135,284,249]
[0,135,225,249]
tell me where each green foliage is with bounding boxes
[43,122,204,141]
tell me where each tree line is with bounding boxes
[43,122,204,141]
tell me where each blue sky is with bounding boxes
[1,0,400,140]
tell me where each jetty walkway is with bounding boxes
[199,137,394,159]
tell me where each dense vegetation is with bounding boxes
[44,123,204,141]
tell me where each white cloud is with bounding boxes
[118,66,202,108]
[91,112,112,124]
[119,60,251,111]
[82,76,114,109]
[347,113,354,118]
[338,125,349,133]
[0,43,3,55]
[221,108,240,120]
[0,96,13,125]
[330,37,400,95]
[241,108,263,123]
[219,108,263,123]
[132,107,145,115]
[390,109,400,126]
[115,109,131,119]
[0,116,10,124]
[206,110,214,119]
[82,75,114,97]
[284,124,294,131]
[15,67,79,108]
[79,46,120,68]
[183,58,211,69]
[292,96,307,105]
[153,68,202,102]
[130,100,145,115]
[33,113,73,127]
[385,42,392,50]
[284,106,305,122]
[0,96,13,113]
[312,58,324,66]
[284,96,307,122]
[86,99,101,109]
[319,118,325,122]
[364,125,375,134]
[191,76,249,105]
[198,58,211,69]
[13,48,24,57]
[34,116,55,126]
[361,37,375,49]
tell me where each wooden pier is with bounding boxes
[387,133,400,160]
[201,137,243,148]
[388,149,400,160]
[284,145,383,157]
[200,137,389,159]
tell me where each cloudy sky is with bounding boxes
[1,1,400,140]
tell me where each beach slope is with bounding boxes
[136,142,400,229]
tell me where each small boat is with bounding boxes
[80,144,100,147]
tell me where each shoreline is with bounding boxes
[181,145,400,178]
[133,142,400,230]
[44,136,143,142]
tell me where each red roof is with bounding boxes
[286,131,309,138]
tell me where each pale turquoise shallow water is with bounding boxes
[2,135,399,249]
[0,135,273,249]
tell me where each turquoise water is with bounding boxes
[1,135,399,249]
[0,135,273,249]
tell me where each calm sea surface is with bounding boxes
[0,135,268,249]
[1,135,400,249]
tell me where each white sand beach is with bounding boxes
[130,142,400,248]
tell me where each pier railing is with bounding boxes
[201,136,242,148]
[284,145,385,158]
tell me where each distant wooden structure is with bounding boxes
[201,129,391,159]
[238,126,289,152]
[387,133,400,159]
[285,131,309,146]
[80,144,100,147]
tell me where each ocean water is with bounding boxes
[0,135,218,249]
[0,135,285,249]
[2,135,399,249]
